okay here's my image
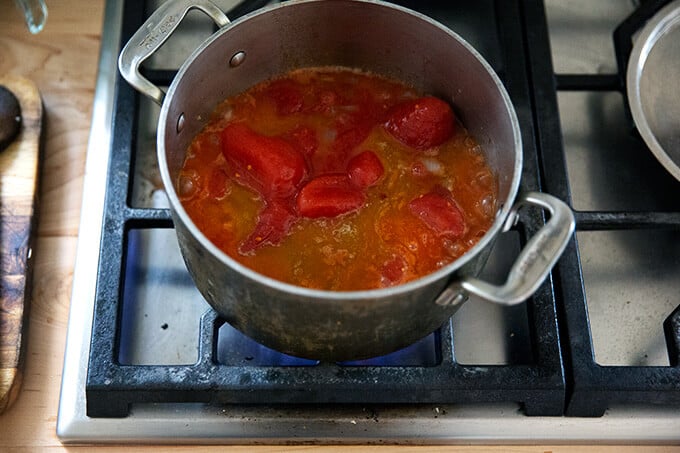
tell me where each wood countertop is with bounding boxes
[0,1,677,451]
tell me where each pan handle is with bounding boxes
[435,192,575,308]
[118,0,229,105]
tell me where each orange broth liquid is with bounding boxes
[179,67,497,291]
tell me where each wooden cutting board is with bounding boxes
[0,76,43,414]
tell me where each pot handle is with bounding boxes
[435,191,575,308]
[118,0,229,105]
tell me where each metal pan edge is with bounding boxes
[626,0,680,181]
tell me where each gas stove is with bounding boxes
[57,0,680,444]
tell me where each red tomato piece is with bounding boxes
[330,100,381,157]
[284,125,318,158]
[381,255,407,286]
[221,123,307,199]
[408,188,466,238]
[316,121,373,174]
[318,89,339,106]
[384,96,455,150]
[332,123,371,156]
[207,168,230,199]
[297,174,366,218]
[347,150,384,188]
[309,89,343,115]
[264,78,304,115]
[239,200,298,254]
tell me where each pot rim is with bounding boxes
[157,0,523,301]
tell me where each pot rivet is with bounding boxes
[176,113,185,133]
[435,287,468,307]
[230,51,246,67]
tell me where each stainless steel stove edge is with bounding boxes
[56,0,680,444]
[56,0,124,442]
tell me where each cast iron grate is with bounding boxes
[521,0,680,416]
[86,0,573,418]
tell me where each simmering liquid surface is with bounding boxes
[179,67,497,290]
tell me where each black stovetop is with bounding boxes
[84,0,680,419]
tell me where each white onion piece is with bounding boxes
[419,157,443,175]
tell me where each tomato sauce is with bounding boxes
[179,67,497,291]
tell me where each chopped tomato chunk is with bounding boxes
[311,89,343,114]
[264,78,304,115]
[297,174,366,218]
[347,150,384,188]
[240,200,297,254]
[408,188,466,238]
[285,125,318,158]
[331,123,372,159]
[207,168,230,199]
[221,123,307,199]
[381,255,407,286]
[385,96,455,150]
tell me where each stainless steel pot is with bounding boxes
[119,0,575,361]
